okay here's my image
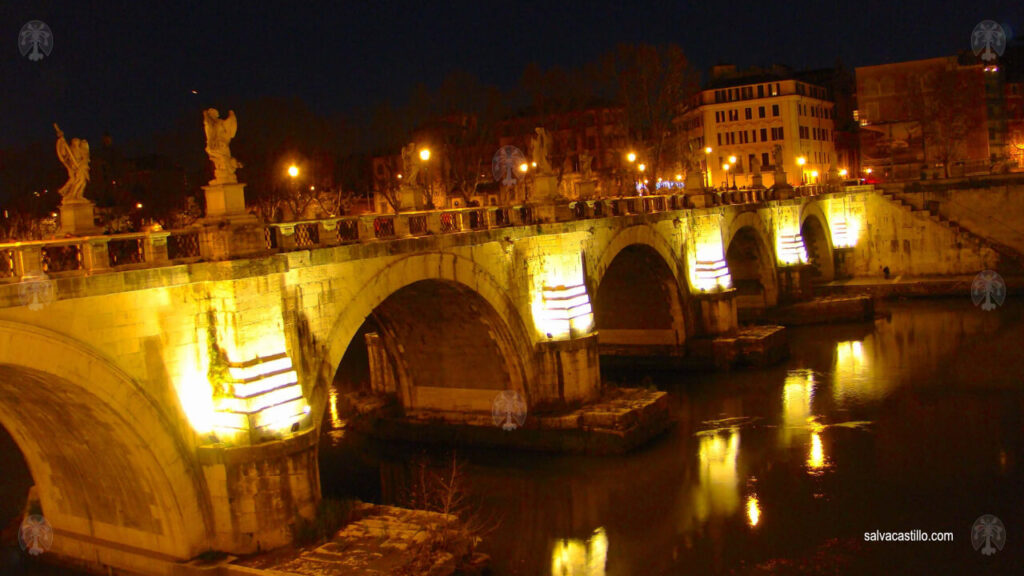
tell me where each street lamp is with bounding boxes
[839,168,848,178]
[627,152,637,163]
[287,164,299,178]
[419,148,431,161]
[722,163,731,189]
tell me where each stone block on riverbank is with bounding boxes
[346,387,674,455]
[234,502,487,576]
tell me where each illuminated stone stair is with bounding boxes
[211,351,310,442]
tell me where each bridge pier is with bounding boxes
[777,264,814,302]
[198,430,320,554]
[534,335,602,406]
[693,291,739,336]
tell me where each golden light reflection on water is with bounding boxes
[329,388,343,429]
[550,527,608,576]
[693,429,741,522]
[782,369,815,446]
[808,431,826,470]
[746,494,761,527]
[833,339,881,405]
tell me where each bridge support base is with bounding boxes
[535,334,602,407]
[778,264,814,302]
[694,290,738,336]
[197,430,320,555]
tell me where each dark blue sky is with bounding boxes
[0,0,1020,150]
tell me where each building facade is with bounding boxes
[855,55,992,180]
[681,67,838,190]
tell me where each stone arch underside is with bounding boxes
[800,206,835,282]
[593,243,689,355]
[320,253,534,418]
[726,225,779,320]
[0,322,210,566]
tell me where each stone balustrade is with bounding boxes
[0,186,835,283]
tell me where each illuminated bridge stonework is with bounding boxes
[0,187,1000,573]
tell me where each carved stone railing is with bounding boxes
[0,190,843,286]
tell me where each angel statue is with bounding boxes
[54,123,90,203]
[203,109,242,184]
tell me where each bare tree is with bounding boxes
[907,64,986,177]
[603,43,699,181]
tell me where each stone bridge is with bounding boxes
[0,186,999,574]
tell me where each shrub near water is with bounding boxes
[293,498,358,545]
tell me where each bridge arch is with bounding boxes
[320,252,535,416]
[800,201,836,282]
[724,212,779,320]
[589,225,693,352]
[0,321,210,563]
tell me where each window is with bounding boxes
[762,152,770,167]
[745,107,752,120]
[717,133,722,146]
[758,85,764,98]
[772,104,780,116]
[771,127,784,140]
[759,106,765,118]
[760,128,768,141]
[751,129,756,143]
[748,153,756,169]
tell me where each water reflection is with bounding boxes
[781,369,815,445]
[807,430,826,471]
[694,429,741,522]
[745,493,761,527]
[550,527,608,576]
[833,339,883,405]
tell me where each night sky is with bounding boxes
[0,0,1020,151]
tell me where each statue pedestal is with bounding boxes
[203,182,248,220]
[685,172,705,193]
[59,201,101,236]
[533,174,559,201]
[576,179,597,199]
[772,170,795,199]
[752,173,766,189]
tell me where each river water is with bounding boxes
[3,299,1022,574]
[319,299,1024,575]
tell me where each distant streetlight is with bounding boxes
[638,163,646,173]
[519,162,529,173]
[865,167,873,174]
[419,148,431,161]
[705,146,712,155]
[287,164,299,178]
[627,152,637,163]
[704,147,713,188]
[796,156,807,166]
[135,202,143,209]
[728,155,737,165]
[310,185,316,192]
[839,168,848,177]
[723,163,731,188]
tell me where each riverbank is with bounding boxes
[816,273,1024,299]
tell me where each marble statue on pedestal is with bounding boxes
[203,109,242,184]
[54,124,89,203]
[579,152,593,177]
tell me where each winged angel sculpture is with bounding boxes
[203,108,242,184]
[54,124,89,203]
